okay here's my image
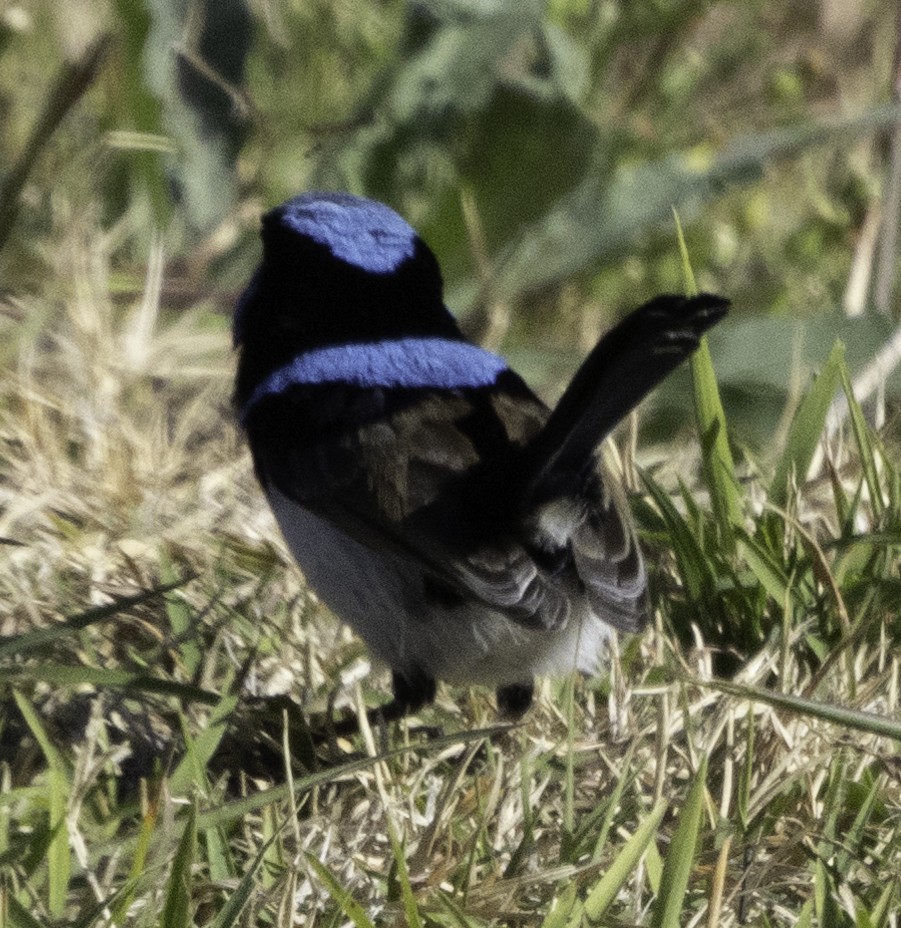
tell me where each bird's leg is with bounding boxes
[389,668,437,714]
[496,681,534,718]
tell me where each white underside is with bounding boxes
[269,487,612,687]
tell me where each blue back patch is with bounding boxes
[276,193,416,274]
[242,337,508,420]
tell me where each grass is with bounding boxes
[1,210,900,928]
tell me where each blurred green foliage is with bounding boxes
[1,0,898,448]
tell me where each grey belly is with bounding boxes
[266,487,612,686]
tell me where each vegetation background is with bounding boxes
[2,1,901,925]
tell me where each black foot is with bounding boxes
[390,669,436,714]
[496,681,534,719]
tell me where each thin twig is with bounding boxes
[0,33,111,254]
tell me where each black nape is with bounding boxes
[496,681,534,718]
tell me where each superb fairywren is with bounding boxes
[234,192,727,718]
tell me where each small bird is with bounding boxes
[234,192,727,719]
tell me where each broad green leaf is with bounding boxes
[487,104,901,308]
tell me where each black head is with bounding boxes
[234,192,462,354]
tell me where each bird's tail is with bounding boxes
[520,293,729,495]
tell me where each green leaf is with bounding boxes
[649,755,708,928]
[642,470,713,602]
[386,820,424,928]
[736,530,792,607]
[5,894,47,928]
[695,678,901,741]
[839,361,885,518]
[168,693,239,797]
[541,881,580,928]
[160,547,201,677]
[870,879,899,928]
[487,103,901,308]
[0,663,220,706]
[12,691,70,917]
[306,853,378,928]
[390,0,542,123]
[208,830,283,928]
[771,340,845,507]
[673,210,742,549]
[0,580,189,659]
[581,799,667,921]
[162,802,198,928]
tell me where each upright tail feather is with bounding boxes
[520,293,729,495]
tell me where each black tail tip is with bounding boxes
[685,292,730,327]
[639,292,729,340]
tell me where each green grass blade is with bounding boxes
[870,878,898,928]
[5,893,47,928]
[736,529,793,606]
[386,820,424,928]
[70,876,144,928]
[797,898,814,928]
[161,802,198,928]
[839,361,885,518]
[0,581,189,660]
[111,783,160,924]
[695,678,901,741]
[12,691,70,917]
[673,212,742,549]
[208,830,282,928]
[305,853,378,928]
[649,755,708,928]
[590,743,636,864]
[434,890,489,927]
[771,340,845,507]
[835,771,881,877]
[541,882,580,928]
[581,798,667,921]
[0,664,221,706]
[168,693,239,797]
[160,547,201,677]
[190,725,513,833]
[641,470,712,601]
[203,824,233,885]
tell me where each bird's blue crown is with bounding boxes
[270,192,417,274]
